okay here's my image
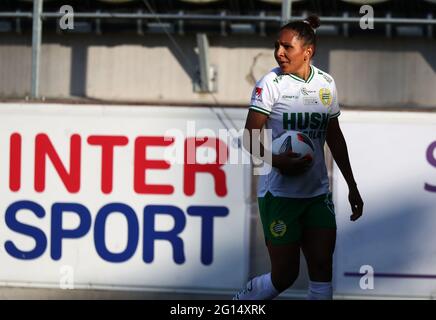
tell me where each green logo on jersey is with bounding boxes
[323,74,333,84]
[282,112,329,140]
[273,75,285,84]
[283,112,329,130]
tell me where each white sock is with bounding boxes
[233,273,279,300]
[307,281,333,300]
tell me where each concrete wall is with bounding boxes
[0,33,435,107]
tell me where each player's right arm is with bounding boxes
[243,110,310,176]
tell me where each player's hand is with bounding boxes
[273,151,312,176]
[349,185,363,221]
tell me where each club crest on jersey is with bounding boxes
[319,88,332,106]
[270,220,287,237]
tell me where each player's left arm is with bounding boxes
[326,117,364,221]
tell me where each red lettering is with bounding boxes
[9,133,21,192]
[87,135,129,194]
[134,136,174,194]
[184,137,228,197]
[34,134,81,193]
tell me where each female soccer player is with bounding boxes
[234,15,363,300]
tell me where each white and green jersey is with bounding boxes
[249,65,340,198]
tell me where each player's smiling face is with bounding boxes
[274,29,310,74]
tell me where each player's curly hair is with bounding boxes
[280,15,320,57]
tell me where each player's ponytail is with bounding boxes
[280,14,320,57]
[304,15,321,30]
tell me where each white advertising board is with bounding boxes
[0,103,251,292]
[334,111,436,298]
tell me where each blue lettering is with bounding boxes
[143,205,186,264]
[94,203,139,262]
[4,201,47,260]
[51,203,91,260]
[187,206,229,265]
[3,202,228,265]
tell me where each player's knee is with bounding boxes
[271,271,299,292]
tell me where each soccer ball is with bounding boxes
[271,131,315,164]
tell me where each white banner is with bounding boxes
[0,103,251,292]
[333,111,436,298]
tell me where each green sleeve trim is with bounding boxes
[329,111,341,118]
[249,105,271,116]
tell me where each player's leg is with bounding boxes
[233,192,303,300]
[301,228,336,299]
[301,193,337,300]
[267,240,301,293]
[233,241,300,300]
